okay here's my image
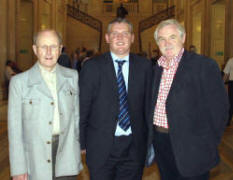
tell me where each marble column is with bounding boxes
[183,0,192,49]
[7,0,16,62]
[225,0,233,61]
[0,0,8,99]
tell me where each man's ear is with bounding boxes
[131,33,135,43]
[59,45,63,53]
[182,33,186,44]
[105,33,110,44]
[32,45,37,56]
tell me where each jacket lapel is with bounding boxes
[103,52,118,97]
[56,64,73,93]
[27,62,52,98]
[166,50,189,103]
[127,53,136,101]
[152,63,163,107]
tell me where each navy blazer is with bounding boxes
[79,52,152,169]
[148,50,229,177]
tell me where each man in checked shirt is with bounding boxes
[147,19,229,180]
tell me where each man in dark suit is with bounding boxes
[79,18,152,180]
[148,19,229,180]
[58,47,71,68]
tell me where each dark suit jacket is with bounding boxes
[58,53,71,68]
[79,52,152,169]
[148,50,229,177]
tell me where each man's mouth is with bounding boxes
[116,42,125,46]
[165,46,173,51]
[45,57,53,60]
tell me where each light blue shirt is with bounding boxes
[111,52,132,136]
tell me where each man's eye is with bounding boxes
[111,32,117,36]
[170,35,176,39]
[123,32,130,36]
[158,38,165,42]
[51,45,58,49]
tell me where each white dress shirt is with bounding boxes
[39,64,60,135]
[111,52,132,136]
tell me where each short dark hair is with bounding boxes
[6,60,12,66]
[107,18,133,33]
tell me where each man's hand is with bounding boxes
[13,173,28,180]
[81,149,86,154]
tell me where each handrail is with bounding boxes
[138,6,175,51]
[139,5,175,33]
[67,4,103,51]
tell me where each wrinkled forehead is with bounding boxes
[36,31,60,45]
[158,24,183,38]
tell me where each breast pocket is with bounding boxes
[63,88,78,110]
[22,98,41,122]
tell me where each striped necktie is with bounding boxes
[115,60,130,131]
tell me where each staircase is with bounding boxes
[138,6,175,51]
[67,4,103,51]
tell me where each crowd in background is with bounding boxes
[57,46,98,73]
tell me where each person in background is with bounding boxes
[223,57,233,126]
[4,60,16,98]
[151,49,160,65]
[58,47,71,68]
[8,29,83,180]
[71,49,80,70]
[189,44,197,53]
[79,18,152,180]
[116,3,128,18]
[148,19,228,180]
[81,49,94,67]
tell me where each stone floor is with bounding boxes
[0,100,233,180]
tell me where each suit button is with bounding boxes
[60,113,63,116]
[47,159,51,163]
[29,100,32,104]
[49,121,52,125]
[51,102,54,105]
[46,141,51,144]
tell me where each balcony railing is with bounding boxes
[138,5,175,51]
[67,4,103,51]
[67,0,88,12]
[139,5,175,33]
[103,2,139,15]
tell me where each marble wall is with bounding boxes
[0,0,8,99]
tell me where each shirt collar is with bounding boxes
[158,48,184,69]
[110,52,129,62]
[38,62,56,74]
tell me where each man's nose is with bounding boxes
[116,33,124,39]
[46,46,52,55]
[164,39,171,46]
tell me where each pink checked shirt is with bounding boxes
[153,48,184,128]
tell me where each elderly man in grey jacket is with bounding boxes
[8,29,83,180]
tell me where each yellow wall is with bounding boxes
[210,0,225,67]
[66,16,100,55]
[0,0,7,99]
[17,0,34,71]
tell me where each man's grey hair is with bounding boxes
[154,19,186,44]
[107,18,133,33]
[33,29,62,45]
